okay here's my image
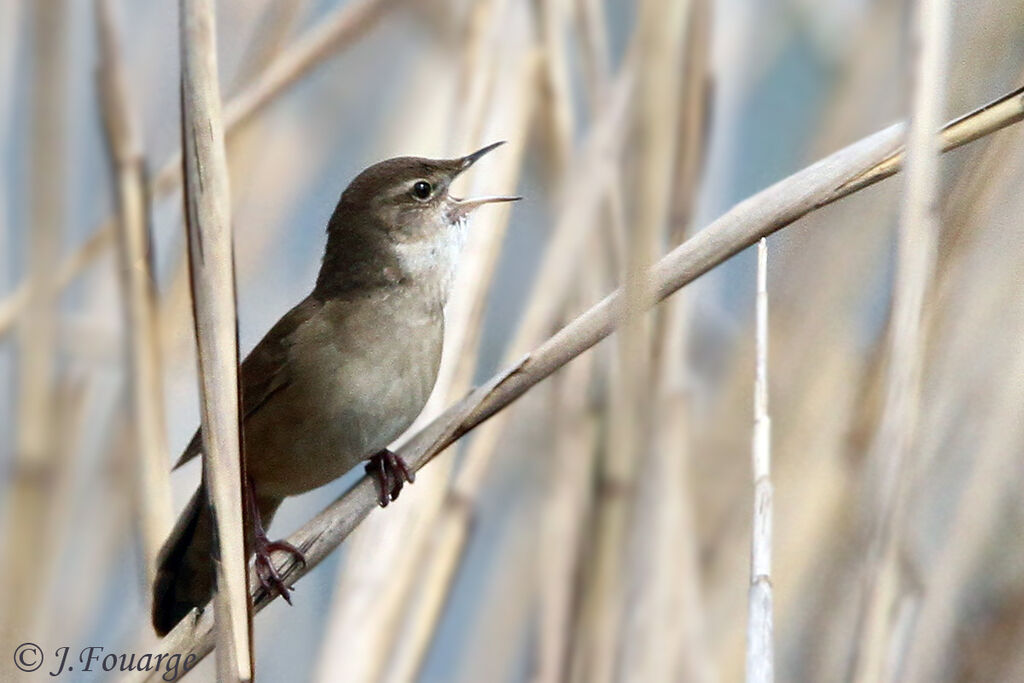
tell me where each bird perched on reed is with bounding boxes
[152,142,518,636]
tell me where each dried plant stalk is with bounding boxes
[95,0,173,586]
[633,4,713,678]
[179,0,252,679]
[124,87,1024,679]
[850,1,951,680]
[610,2,693,681]
[533,0,574,180]
[381,67,635,683]
[536,337,600,683]
[745,238,774,683]
[0,0,17,290]
[0,0,67,651]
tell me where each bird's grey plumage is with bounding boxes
[152,143,518,636]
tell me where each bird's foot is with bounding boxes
[365,449,416,508]
[252,527,307,604]
[247,475,307,603]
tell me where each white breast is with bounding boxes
[393,218,468,303]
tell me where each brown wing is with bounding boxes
[172,296,322,470]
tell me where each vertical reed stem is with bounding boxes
[746,237,774,683]
[179,0,253,678]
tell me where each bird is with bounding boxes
[151,142,519,636]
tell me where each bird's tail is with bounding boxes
[151,484,215,636]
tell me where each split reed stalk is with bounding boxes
[179,0,252,678]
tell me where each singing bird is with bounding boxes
[152,142,519,636]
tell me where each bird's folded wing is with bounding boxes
[172,296,322,470]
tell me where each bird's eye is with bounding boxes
[412,180,433,201]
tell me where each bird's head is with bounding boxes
[337,141,520,243]
[319,142,519,300]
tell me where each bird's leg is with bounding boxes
[364,449,416,507]
[248,478,306,604]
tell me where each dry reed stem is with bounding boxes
[533,0,574,181]
[125,87,1024,680]
[0,0,68,651]
[0,0,406,343]
[179,0,252,678]
[453,493,539,683]
[53,419,134,644]
[612,3,695,681]
[579,4,672,676]
[374,3,577,679]
[380,66,635,683]
[312,48,468,682]
[383,89,537,683]
[447,0,507,154]
[900,300,1024,683]
[230,0,309,88]
[893,134,1024,682]
[716,12,900,675]
[575,0,611,107]
[534,4,603,679]
[850,1,951,680]
[314,27,537,683]
[535,315,601,683]
[578,2,689,680]
[626,2,713,680]
[0,0,17,293]
[745,238,774,683]
[34,376,100,632]
[95,0,174,586]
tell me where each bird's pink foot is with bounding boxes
[248,477,306,603]
[365,449,416,507]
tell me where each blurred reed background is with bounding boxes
[2,0,1024,681]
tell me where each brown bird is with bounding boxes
[152,142,518,636]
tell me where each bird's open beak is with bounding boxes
[449,194,521,221]
[449,141,521,220]
[458,140,507,171]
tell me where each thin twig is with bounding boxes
[179,0,252,679]
[127,86,1024,680]
[95,0,174,586]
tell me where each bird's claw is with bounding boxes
[253,533,306,603]
[365,449,416,508]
